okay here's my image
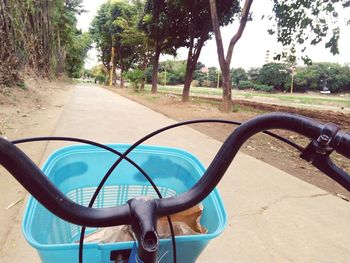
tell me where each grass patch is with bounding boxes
[17,82,27,90]
[232,105,240,113]
[144,84,223,97]
[233,90,350,107]
[143,84,350,108]
[191,97,221,106]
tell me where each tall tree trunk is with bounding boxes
[182,61,195,102]
[221,65,232,112]
[56,30,65,76]
[0,0,21,85]
[140,78,145,91]
[182,25,209,102]
[120,67,124,88]
[182,32,195,103]
[209,0,253,112]
[140,63,147,92]
[151,47,160,93]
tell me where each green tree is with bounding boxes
[83,69,93,78]
[231,68,248,87]
[90,1,141,88]
[144,66,153,84]
[53,0,85,75]
[247,67,260,82]
[140,0,189,93]
[237,80,254,90]
[194,71,206,87]
[209,0,252,111]
[90,3,113,72]
[270,1,349,62]
[123,68,144,90]
[193,62,207,87]
[295,63,350,92]
[110,0,141,87]
[196,62,205,70]
[332,65,350,92]
[210,0,349,111]
[0,0,85,86]
[257,63,291,91]
[158,60,186,85]
[91,64,108,77]
[294,67,314,91]
[181,0,240,102]
[117,1,154,91]
[207,67,222,88]
[65,32,92,78]
[91,64,108,84]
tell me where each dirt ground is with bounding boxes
[108,87,350,201]
[0,76,73,255]
[0,81,349,260]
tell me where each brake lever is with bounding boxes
[300,123,350,192]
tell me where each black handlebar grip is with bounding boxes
[0,137,131,227]
[333,131,350,159]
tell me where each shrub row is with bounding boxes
[236,81,274,92]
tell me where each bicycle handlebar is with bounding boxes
[157,112,349,215]
[0,137,130,226]
[0,113,349,227]
[334,130,350,159]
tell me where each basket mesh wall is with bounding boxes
[35,185,176,245]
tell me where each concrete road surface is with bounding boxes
[1,84,349,263]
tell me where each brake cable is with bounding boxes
[12,119,304,263]
[12,137,177,263]
[78,119,304,263]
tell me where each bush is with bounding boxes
[144,66,153,83]
[123,69,144,90]
[257,62,290,91]
[167,73,180,85]
[158,72,167,85]
[237,80,254,90]
[95,74,107,84]
[253,84,274,92]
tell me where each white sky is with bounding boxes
[78,0,350,70]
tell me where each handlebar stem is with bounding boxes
[128,198,159,263]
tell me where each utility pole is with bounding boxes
[109,46,115,86]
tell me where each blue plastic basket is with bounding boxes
[22,144,227,263]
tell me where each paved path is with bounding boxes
[3,84,350,262]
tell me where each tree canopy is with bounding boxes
[231,62,350,93]
[294,63,350,92]
[209,0,349,111]
[0,0,90,86]
[140,0,190,93]
[257,63,291,91]
[181,0,240,101]
[231,68,248,86]
[270,0,350,63]
[90,0,152,87]
[65,32,92,78]
[90,2,113,71]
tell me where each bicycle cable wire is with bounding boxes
[79,119,303,263]
[11,119,304,263]
[12,137,177,263]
